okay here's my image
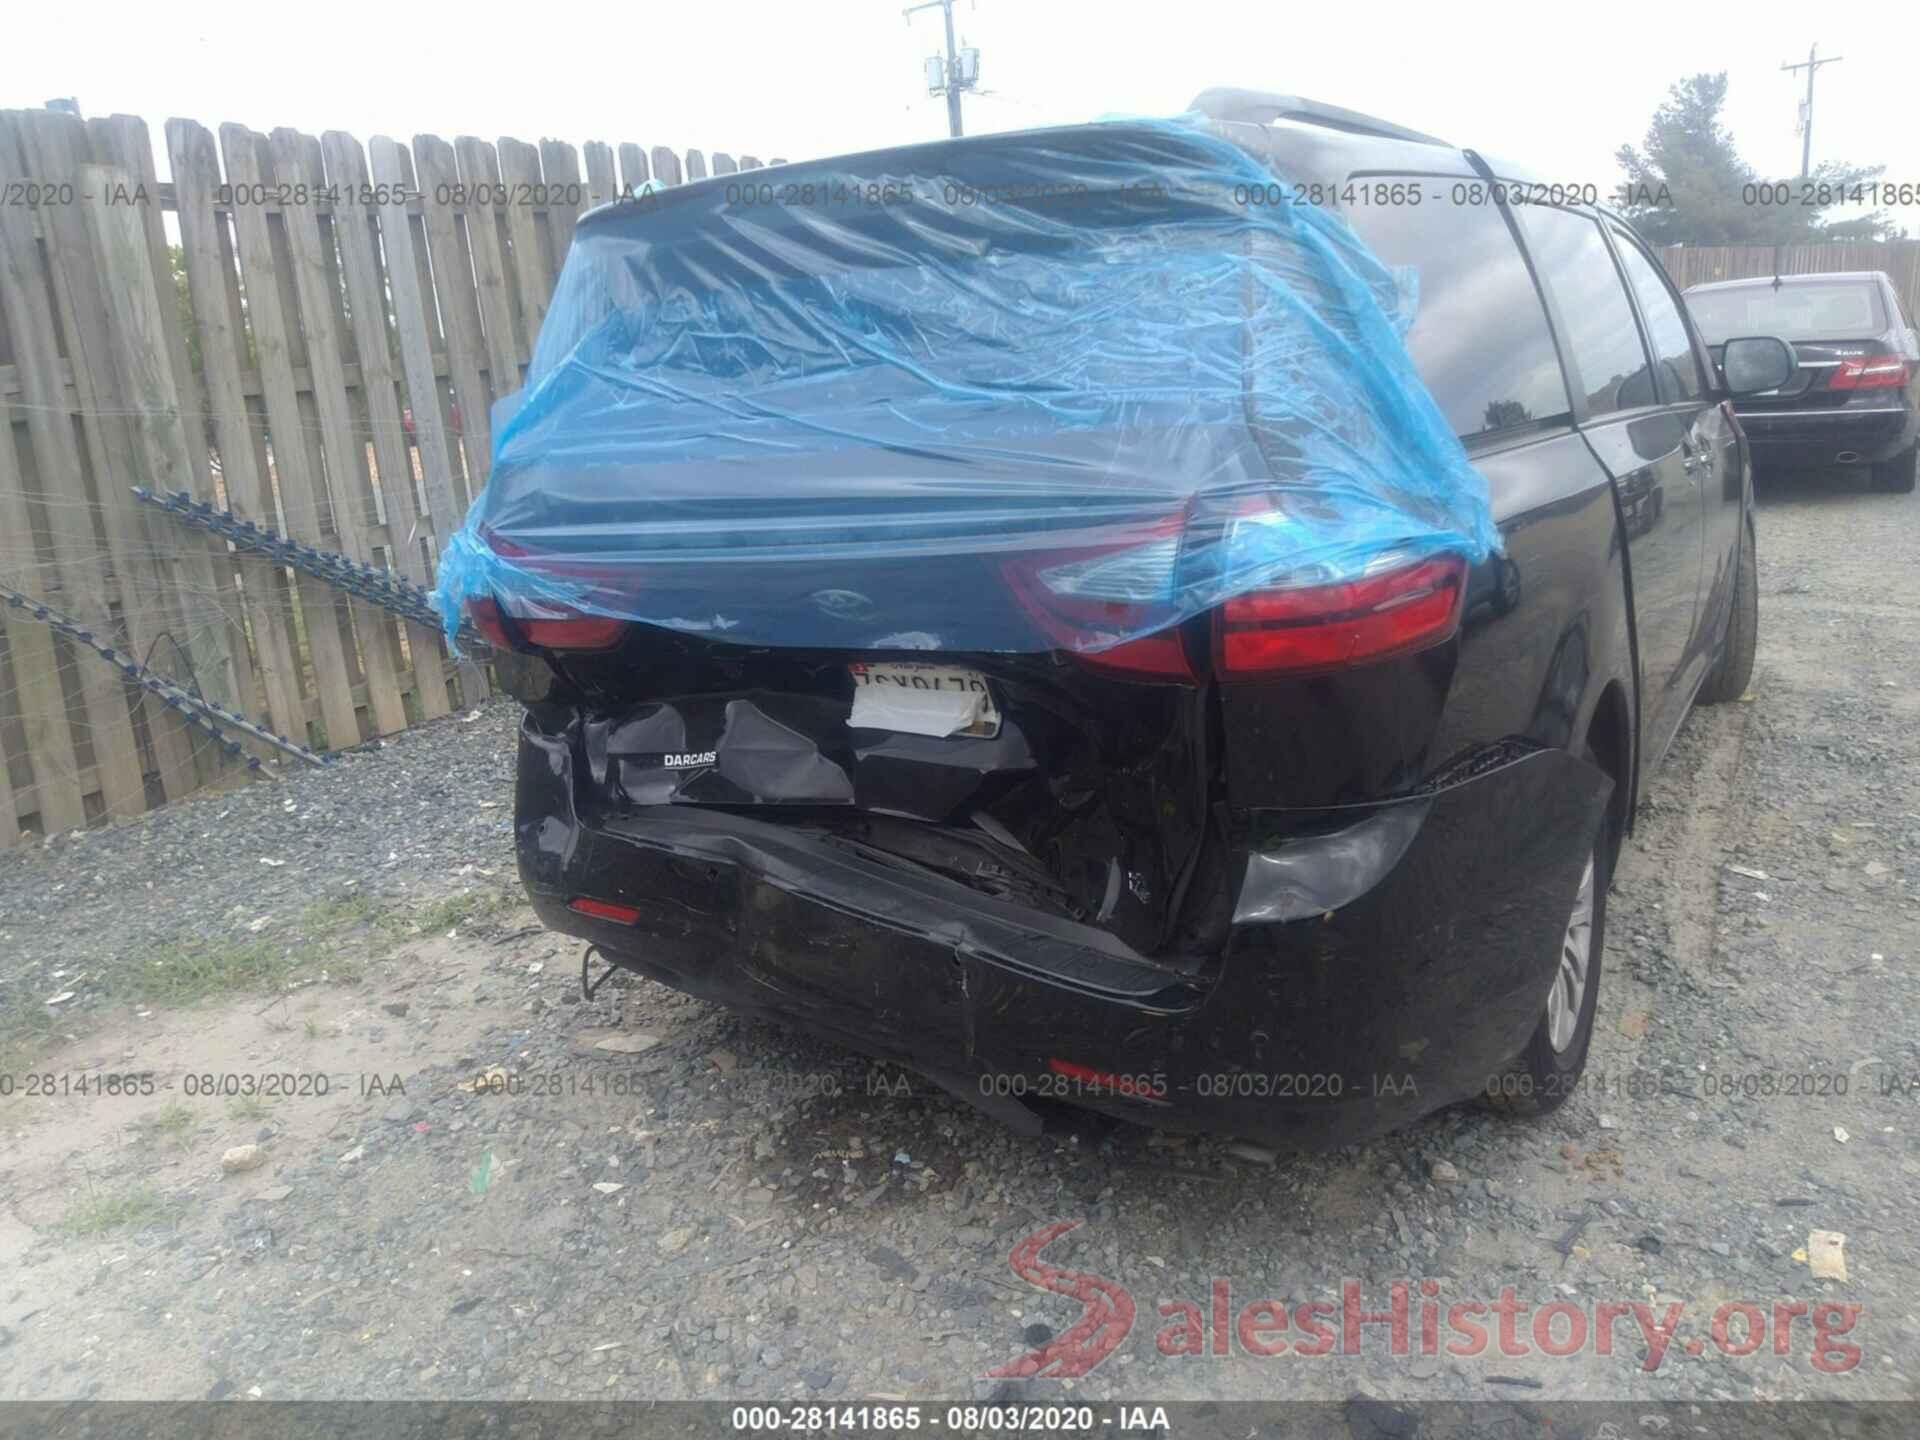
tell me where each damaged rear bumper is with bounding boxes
[516,721,1609,1148]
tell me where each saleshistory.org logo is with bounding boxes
[985,1221,1864,1379]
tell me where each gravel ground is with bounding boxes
[1,468,1916,1405]
[0,701,523,1000]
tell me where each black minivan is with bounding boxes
[477,90,1796,1146]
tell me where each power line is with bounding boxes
[1780,43,1843,180]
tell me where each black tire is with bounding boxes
[1872,445,1917,494]
[1698,520,1757,705]
[1482,773,1616,1118]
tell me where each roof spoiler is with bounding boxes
[1187,88,1450,147]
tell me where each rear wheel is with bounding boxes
[1698,521,1757,705]
[1872,445,1917,494]
[1482,774,1615,1118]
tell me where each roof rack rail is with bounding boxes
[1187,89,1449,147]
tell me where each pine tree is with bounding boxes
[1615,73,1895,245]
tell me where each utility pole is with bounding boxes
[904,0,979,138]
[1780,43,1843,178]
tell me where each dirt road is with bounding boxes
[2,470,1915,1405]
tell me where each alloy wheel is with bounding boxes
[1545,853,1596,1053]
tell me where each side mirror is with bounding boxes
[1720,335,1796,396]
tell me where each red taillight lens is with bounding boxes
[999,516,1196,680]
[468,596,513,649]
[1830,356,1910,390]
[472,528,631,652]
[466,596,627,652]
[513,613,628,650]
[1215,554,1467,676]
[568,896,642,924]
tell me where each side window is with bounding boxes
[1611,228,1704,402]
[1342,181,1569,442]
[1512,205,1655,418]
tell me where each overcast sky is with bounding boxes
[8,0,1916,228]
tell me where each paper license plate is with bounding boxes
[847,661,1001,738]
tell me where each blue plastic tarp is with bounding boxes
[435,116,1498,656]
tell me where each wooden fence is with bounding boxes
[0,107,781,846]
[1658,239,1920,322]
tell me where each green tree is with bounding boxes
[169,244,201,376]
[1615,73,1895,245]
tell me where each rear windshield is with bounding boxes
[1684,282,1886,344]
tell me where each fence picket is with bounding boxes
[218,123,363,750]
[267,128,409,738]
[538,140,585,266]
[368,135,488,704]
[412,136,497,508]
[583,141,617,209]
[87,116,257,749]
[0,408,88,835]
[80,163,255,745]
[496,139,553,356]
[0,719,16,847]
[10,112,201,803]
[164,119,311,744]
[322,129,452,722]
[0,122,148,820]
[617,143,651,192]
[453,137,525,397]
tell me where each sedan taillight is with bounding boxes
[1830,356,1911,390]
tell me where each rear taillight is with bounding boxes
[467,596,627,652]
[467,596,514,650]
[468,528,629,652]
[1215,553,1467,676]
[510,611,627,650]
[1000,517,1196,680]
[1830,356,1910,390]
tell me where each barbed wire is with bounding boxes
[0,583,332,766]
[0,478,473,831]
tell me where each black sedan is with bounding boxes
[1684,271,1919,493]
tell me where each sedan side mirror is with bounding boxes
[1721,335,1796,396]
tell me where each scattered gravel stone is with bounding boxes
[220,1145,266,1175]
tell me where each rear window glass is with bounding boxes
[1684,282,1886,344]
[1343,183,1570,441]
